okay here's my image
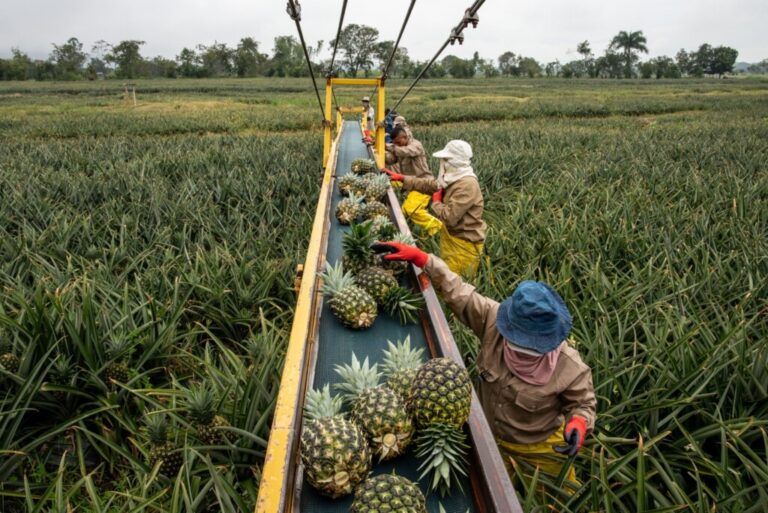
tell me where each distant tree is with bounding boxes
[268,36,306,77]
[544,61,561,77]
[675,49,691,76]
[595,50,625,78]
[609,30,649,78]
[373,41,411,78]
[442,55,475,78]
[710,46,738,77]
[561,60,588,78]
[32,60,56,81]
[332,24,379,77]
[577,40,596,77]
[689,44,713,77]
[639,61,656,79]
[177,47,203,77]
[651,56,680,78]
[51,37,87,79]
[518,57,542,78]
[234,38,268,77]
[747,59,768,74]
[1,48,33,80]
[144,56,178,78]
[478,58,499,78]
[198,42,233,77]
[498,51,519,76]
[106,40,146,79]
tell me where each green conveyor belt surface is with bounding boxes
[300,122,476,513]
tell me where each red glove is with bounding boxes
[382,168,405,182]
[376,242,428,268]
[432,189,444,203]
[554,416,588,456]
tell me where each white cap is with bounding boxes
[433,140,473,166]
[361,96,371,102]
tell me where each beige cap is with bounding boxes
[361,96,370,102]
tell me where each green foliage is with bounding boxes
[106,40,146,79]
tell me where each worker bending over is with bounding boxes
[385,126,444,238]
[385,139,486,278]
[374,241,597,489]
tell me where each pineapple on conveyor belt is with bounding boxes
[350,473,427,513]
[381,336,426,404]
[184,384,230,446]
[369,215,396,241]
[337,173,360,196]
[301,385,371,499]
[342,222,377,275]
[336,192,364,225]
[363,174,391,203]
[354,266,398,304]
[335,354,414,462]
[360,200,389,221]
[320,262,378,329]
[410,358,472,496]
[351,158,376,175]
[375,232,416,276]
[145,412,183,478]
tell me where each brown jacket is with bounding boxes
[403,175,487,243]
[385,138,432,193]
[425,255,597,444]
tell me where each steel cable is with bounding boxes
[286,0,327,122]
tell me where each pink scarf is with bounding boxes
[503,343,563,385]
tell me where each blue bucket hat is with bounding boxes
[495,281,572,354]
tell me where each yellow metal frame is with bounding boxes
[255,125,344,513]
[322,77,386,169]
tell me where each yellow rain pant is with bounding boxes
[497,426,579,490]
[439,228,484,279]
[401,191,443,237]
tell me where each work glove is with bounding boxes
[371,242,429,268]
[432,189,444,203]
[554,416,587,456]
[362,136,374,145]
[382,168,405,182]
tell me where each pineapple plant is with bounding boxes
[363,174,391,202]
[410,358,472,495]
[350,473,427,513]
[145,413,183,478]
[342,222,376,275]
[355,266,398,304]
[184,384,230,446]
[351,158,376,175]
[360,200,389,221]
[320,262,378,329]
[335,354,414,462]
[381,336,426,403]
[337,173,360,196]
[336,192,364,225]
[102,337,132,387]
[301,385,371,498]
[0,349,19,376]
[48,355,77,402]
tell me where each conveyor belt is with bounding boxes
[299,121,475,512]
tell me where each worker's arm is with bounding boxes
[430,182,474,226]
[402,175,439,195]
[392,139,426,158]
[559,365,597,432]
[424,255,498,339]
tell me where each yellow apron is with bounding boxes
[439,228,484,279]
[497,426,579,491]
[401,191,443,237]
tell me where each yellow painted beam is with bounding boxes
[255,125,344,513]
[375,80,386,168]
[330,77,379,86]
[323,79,333,168]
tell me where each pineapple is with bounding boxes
[49,355,77,402]
[336,192,364,225]
[102,337,132,387]
[355,266,398,304]
[337,173,360,196]
[351,158,376,175]
[0,352,20,375]
[410,358,472,495]
[335,354,414,461]
[369,215,396,241]
[320,262,377,329]
[381,336,425,403]
[382,285,425,325]
[145,413,183,478]
[360,200,389,221]
[301,385,371,498]
[350,473,427,513]
[375,232,416,275]
[342,222,376,275]
[363,174,391,202]
[185,384,230,446]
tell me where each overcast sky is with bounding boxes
[0,1,766,63]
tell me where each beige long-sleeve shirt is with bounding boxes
[425,255,597,444]
[403,175,487,243]
[385,138,432,193]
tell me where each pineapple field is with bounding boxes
[0,77,767,512]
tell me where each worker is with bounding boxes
[384,125,443,238]
[373,240,596,489]
[384,139,485,278]
[361,96,375,135]
[392,114,412,139]
[382,108,398,143]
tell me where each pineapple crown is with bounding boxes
[343,192,364,205]
[184,383,217,425]
[381,336,425,375]
[144,412,169,444]
[106,336,133,360]
[319,261,357,298]
[383,286,425,325]
[304,384,344,420]
[334,353,381,404]
[0,336,15,354]
[366,174,390,190]
[343,222,375,263]
[392,231,416,245]
[51,355,74,380]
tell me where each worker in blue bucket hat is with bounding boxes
[374,241,597,488]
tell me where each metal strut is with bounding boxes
[286,0,327,123]
[391,0,485,113]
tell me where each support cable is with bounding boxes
[390,0,484,113]
[327,0,349,77]
[286,0,328,122]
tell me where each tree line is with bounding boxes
[0,28,756,82]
